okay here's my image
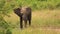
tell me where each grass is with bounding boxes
[4,9,60,34]
[12,28,60,34]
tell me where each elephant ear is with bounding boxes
[14,8,20,14]
[13,8,22,16]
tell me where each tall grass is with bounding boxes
[8,0,60,10]
[2,0,59,11]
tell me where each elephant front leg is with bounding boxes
[20,17,23,29]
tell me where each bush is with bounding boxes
[6,29,12,34]
[56,3,60,8]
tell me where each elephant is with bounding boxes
[14,7,32,29]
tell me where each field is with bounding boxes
[4,9,60,34]
[0,0,60,34]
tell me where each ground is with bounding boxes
[4,9,60,34]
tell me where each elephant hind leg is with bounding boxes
[22,15,28,28]
[28,16,31,26]
[24,20,27,28]
[29,19,31,26]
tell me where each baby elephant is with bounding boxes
[14,7,32,29]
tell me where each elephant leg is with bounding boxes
[24,20,27,28]
[20,17,23,29]
[29,18,31,26]
[29,19,31,26]
[28,15,31,26]
[22,15,27,28]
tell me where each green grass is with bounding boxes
[4,10,60,34]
